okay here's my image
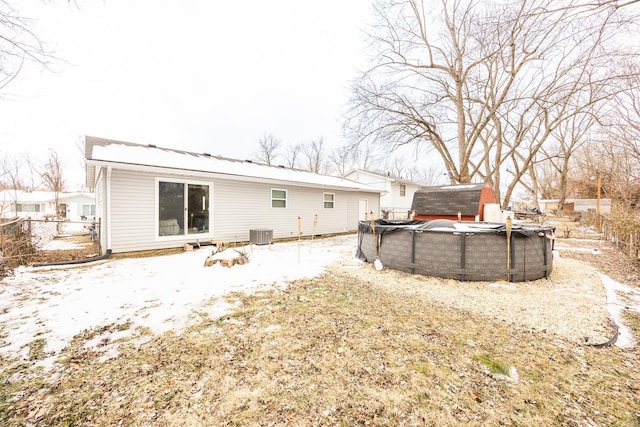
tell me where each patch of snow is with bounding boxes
[0,235,358,367]
[209,247,248,261]
[40,238,86,251]
[598,273,639,348]
[554,245,602,255]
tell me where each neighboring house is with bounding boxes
[343,169,424,219]
[59,192,97,220]
[0,190,95,221]
[539,198,612,215]
[84,136,381,254]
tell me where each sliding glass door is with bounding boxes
[187,184,209,234]
[158,180,211,237]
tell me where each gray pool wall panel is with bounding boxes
[358,225,553,282]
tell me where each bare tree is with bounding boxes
[254,133,281,165]
[0,153,25,191]
[284,143,302,168]
[328,145,353,176]
[608,68,640,167]
[19,150,40,191]
[0,153,26,217]
[302,137,327,174]
[351,142,382,172]
[346,0,640,206]
[40,149,65,216]
[0,1,57,91]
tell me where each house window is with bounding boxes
[158,180,211,236]
[323,193,335,208]
[400,184,406,197]
[16,203,41,213]
[82,204,96,217]
[271,189,287,208]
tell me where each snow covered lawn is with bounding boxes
[1,233,637,371]
[0,235,359,366]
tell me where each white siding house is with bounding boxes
[0,190,95,221]
[85,136,381,254]
[343,169,424,219]
[539,198,612,215]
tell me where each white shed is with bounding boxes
[84,136,381,254]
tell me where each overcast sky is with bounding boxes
[1,0,375,190]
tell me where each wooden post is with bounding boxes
[506,216,512,282]
[297,216,301,263]
[370,211,375,235]
[594,174,601,232]
[309,214,318,253]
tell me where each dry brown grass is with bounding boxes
[2,265,639,426]
[29,234,99,264]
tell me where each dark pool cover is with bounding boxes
[355,219,555,282]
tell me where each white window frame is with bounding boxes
[81,204,96,217]
[16,203,41,213]
[271,188,287,208]
[323,192,335,209]
[155,177,213,240]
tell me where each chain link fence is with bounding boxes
[600,212,640,260]
[1,218,100,278]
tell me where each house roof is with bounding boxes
[0,190,93,204]
[540,198,611,205]
[344,169,425,186]
[411,183,492,216]
[85,136,380,193]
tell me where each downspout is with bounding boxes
[32,250,112,267]
[105,165,112,253]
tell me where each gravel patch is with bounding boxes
[335,254,614,345]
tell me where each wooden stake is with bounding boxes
[297,216,302,263]
[309,214,318,253]
[506,216,512,281]
[370,211,375,235]
[370,211,383,270]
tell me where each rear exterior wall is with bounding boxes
[98,168,379,253]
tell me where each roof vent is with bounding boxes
[245,159,253,163]
[148,144,156,148]
[278,165,285,168]
[203,152,211,156]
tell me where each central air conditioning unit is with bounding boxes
[249,228,273,245]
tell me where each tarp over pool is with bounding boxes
[356,219,555,282]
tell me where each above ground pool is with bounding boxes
[356,219,555,282]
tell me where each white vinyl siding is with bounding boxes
[110,170,156,252]
[212,180,378,242]
[102,168,380,253]
[94,168,107,253]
